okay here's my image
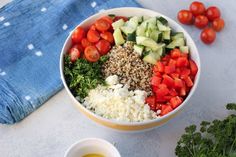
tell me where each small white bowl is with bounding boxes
[64,138,121,157]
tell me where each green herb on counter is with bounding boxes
[64,55,108,99]
[175,103,236,157]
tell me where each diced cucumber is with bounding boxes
[112,19,125,30]
[147,23,158,30]
[141,17,157,28]
[120,26,136,35]
[127,32,136,42]
[150,30,162,42]
[136,25,146,36]
[166,38,185,49]
[171,32,184,40]
[133,44,144,56]
[136,36,161,51]
[143,51,161,64]
[162,30,171,40]
[157,17,168,25]
[129,16,139,28]
[157,21,171,31]
[142,16,150,21]
[180,46,189,54]
[113,28,125,45]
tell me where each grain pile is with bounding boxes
[102,42,153,93]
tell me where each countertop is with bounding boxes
[1,0,236,157]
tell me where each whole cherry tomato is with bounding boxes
[189,1,206,16]
[194,15,209,29]
[212,18,225,32]
[201,28,216,44]
[206,6,221,21]
[177,10,193,25]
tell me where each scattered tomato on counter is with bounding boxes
[146,49,198,116]
[177,1,225,45]
[68,16,115,62]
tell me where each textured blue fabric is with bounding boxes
[0,0,141,124]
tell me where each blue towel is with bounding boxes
[0,0,141,124]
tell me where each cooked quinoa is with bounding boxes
[102,42,153,94]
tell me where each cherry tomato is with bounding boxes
[114,16,128,22]
[84,46,100,62]
[189,60,198,76]
[170,96,183,109]
[87,29,100,43]
[160,105,173,116]
[201,28,216,44]
[206,6,221,21]
[189,1,206,16]
[194,15,209,29]
[72,44,84,53]
[100,32,114,43]
[177,10,193,25]
[81,38,92,48]
[212,18,225,32]
[71,27,85,44]
[95,39,111,55]
[100,16,113,24]
[95,19,110,32]
[69,47,81,62]
[90,24,97,31]
[151,76,162,87]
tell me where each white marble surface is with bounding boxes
[1,0,236,157]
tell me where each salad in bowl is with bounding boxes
[60,7,200,131]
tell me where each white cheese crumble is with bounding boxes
[83,75,157,122]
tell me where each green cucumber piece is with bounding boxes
[180,46,189,53]
[171,32,184,40]
[136,25,146,36]
[143,51,161,64]
[166,38,185,49]
[133,44,144,56]
[136,36,161,51]
[112,19,125,30]
[162,30,171,40]
[127,32,136,42]
[120,26,136,35]
[157,20,171,31]
[113,28,125,45]
[157,16,168,25]
[150,30,162,42]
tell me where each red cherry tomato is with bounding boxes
[160,105,173,116]
[100,32,114,43]
[84,46,100,62]
[212,18,225,32]
[201,28,216,44]
[90,24,97,31]
[206,6,221,21]
[177,10,194,25]
[95,19,110,32]
[194,15,209,29]
[170,96,183,109]
[87,30,100,43]
[189,60,198,76]
[95,39,111,55]
[114,16,128,22]
[72,44,84,53]
[189,1,206,16]
[81,38,92,48]
[100,16,113,24]
[69,47,81,62]
[71,27,85,44]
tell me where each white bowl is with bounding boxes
[64,138,121,157]
[60,7,201,132]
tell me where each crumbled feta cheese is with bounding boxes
[84,75,157,122]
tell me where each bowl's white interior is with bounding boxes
[60,7,200,127]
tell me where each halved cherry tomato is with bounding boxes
[170,96,183,109]
[160,105,173,116]
[194,15,209,29]
[95,39,111,55]
[189,1,206,16]
[81,38,92,48]
[100,32,114,43]
[71,27,85,44]
[151,76,162,87]
[95,19,111,32]
[176,57,189,67]
[189,59,198,76]
[168,59,177,67]
[183,76,194,87]
[72,44,84,53]
[212,18,225,32]
[114,16,128,22]
[201,28,216,44]
[162,74,174,88]
[101,16,113,24]
[170,49,182,58]
[69,47,81,62]
[87,30,100,43]
[206,6,221,21]
[84,46,100,62]
[90,24,97,31]
[177,10,193,25]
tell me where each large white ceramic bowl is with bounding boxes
[60,7,201,132]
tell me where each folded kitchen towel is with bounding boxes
[0,0,141,124]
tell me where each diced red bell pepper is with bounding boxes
[176,57,189,67]
[170,73,180,79]
[189,59,198,76]
[170,96,183,109]
[160,105,173,116]
[162,74,174,87]
[170,49,182,58]
[155,61,165,73]
[151,76,162,87]
[145,96,156,107]
[169,88,178,96]
[174,78,184,89]
[183,76,194,87]
[164,65,176,74]
[180,68,191,77]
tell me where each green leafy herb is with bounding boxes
[64,55,108,99]
[176,103,236,157]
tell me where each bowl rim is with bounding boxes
[64,138,121,157]
[59,7,201,126]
